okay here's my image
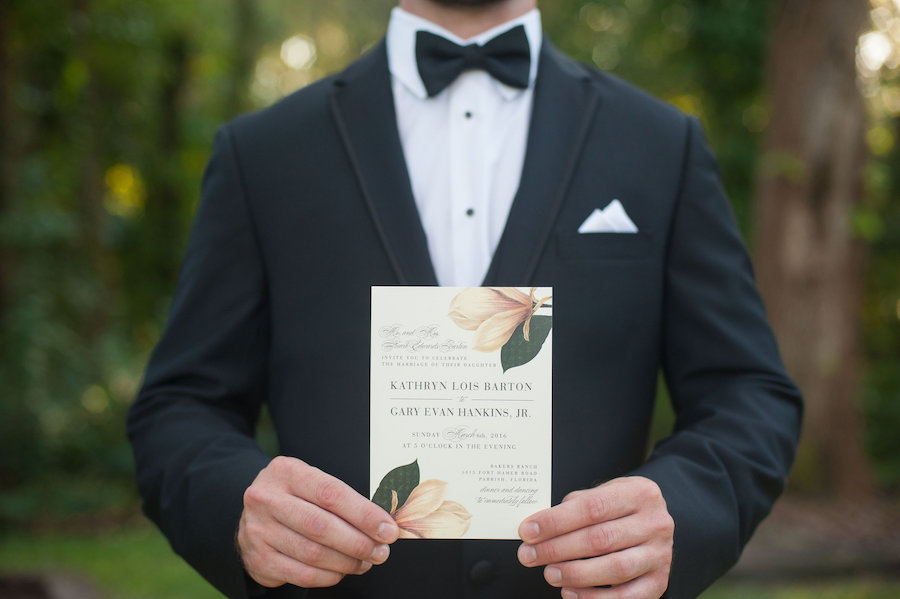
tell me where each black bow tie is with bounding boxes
[415,25,531,97]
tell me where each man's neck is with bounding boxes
[398,0,537,39]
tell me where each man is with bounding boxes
[127,0,802,597]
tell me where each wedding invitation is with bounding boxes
[370,286,552,539]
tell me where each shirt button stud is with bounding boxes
[466,208,475,217]
[465,110,473,119]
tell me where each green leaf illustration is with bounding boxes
[500,315,552,372]
[372,459,420,513]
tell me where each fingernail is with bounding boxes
[517,544,537,565]
[377,521,398,543]
[370,544,390,564]
[544,566,562,585]
[562,590,578,599]
[520,521,540,541]
[357,561,373,574]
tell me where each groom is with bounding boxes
[128,1,802,598]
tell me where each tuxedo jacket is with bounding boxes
[128,39,802,599]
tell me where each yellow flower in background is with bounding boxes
[448,287,552,352]
[103,163,146,218]
[390,479,472,539]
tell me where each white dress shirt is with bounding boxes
[386,8,542,287]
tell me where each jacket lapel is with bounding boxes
[330,39,599,287]
[330,42,438,286]
[483,41,600,285]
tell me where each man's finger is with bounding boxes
[264,518,376,575]
[518,481,635,543]
[541,546,653,589]
[265,492,392,565]
[559,572,668,599]
[271,457,400,544]
[258,548,347,589]
[517,516,645,567]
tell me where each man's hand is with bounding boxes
[237,456,400,589]
[517,476,674,599]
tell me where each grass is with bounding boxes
[1,523,899,599]
[0,523,220,599]
[703,579,900,599]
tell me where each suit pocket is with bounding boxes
[556,232,652,260]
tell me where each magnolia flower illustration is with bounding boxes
[448,287,552,371]
[448,287,552,352]
[372,460,472,539]
[390,479,472,539]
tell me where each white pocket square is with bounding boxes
[577,199,638,234]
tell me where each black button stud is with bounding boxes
[465,111,473,119]
[466,208,475,217]
[469,559,494,586]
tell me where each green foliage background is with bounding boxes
[1,0,898,530]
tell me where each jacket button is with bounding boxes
[469,559,494,586]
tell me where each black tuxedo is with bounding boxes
[128,39,801,599]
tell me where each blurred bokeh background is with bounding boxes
[1,0,899,597]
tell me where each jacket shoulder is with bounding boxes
[225,71,339,145]
[546,42,690,130]
[222,41,389,155]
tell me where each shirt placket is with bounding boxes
[449,73,490,287]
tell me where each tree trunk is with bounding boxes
[72,0,114,341]
[152,32,189,286]
[0,1,12,324]
[754,0,874,498]
[226,0,256,118]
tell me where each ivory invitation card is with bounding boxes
[370,286,552,539]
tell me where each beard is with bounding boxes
[427,0,508,6]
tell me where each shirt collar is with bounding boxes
[386,6,543,101]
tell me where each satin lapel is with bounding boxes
[483,41,600,285]
[330,42,438,286]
